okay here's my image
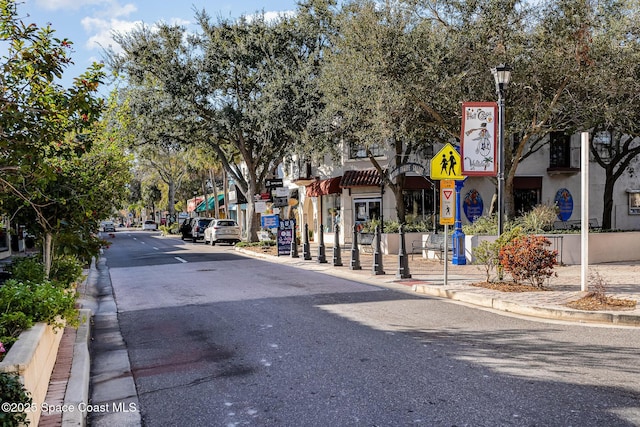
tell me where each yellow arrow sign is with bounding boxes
[430,143,463,180]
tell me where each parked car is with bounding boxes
[101,221,116,232]
[142,220,158,231]
[190,217,214,242]
[180,218,194,240]
[204,219,241,246]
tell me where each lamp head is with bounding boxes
[492,64,512,92]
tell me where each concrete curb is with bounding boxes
[412,283,640,326]
[62,309,91,427]
[234,247,639,327]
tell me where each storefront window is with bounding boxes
[322,194,341,232]
[354,198,381,227]
[403,190,435,223]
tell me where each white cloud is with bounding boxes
[82,16,140,52]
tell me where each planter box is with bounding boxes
[0,322,65,427]
[380,232,427,255]
[465,231,640,265]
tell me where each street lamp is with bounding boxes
[491,64,512,236]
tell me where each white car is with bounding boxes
[101,221,116,232]
[204,219,241,245]
[142,220,158,231]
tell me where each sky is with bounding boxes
[18,0,300,89]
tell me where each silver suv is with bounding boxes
[189,217,214,242]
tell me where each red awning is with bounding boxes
[340,169,381,188]
[306,177,343,197]
[402,176,433,190]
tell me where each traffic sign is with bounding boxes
[440,180,455,225]
[430,143,463,180]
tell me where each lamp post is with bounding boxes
[491,64,512,236]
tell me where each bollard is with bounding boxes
[290,227,299,258]
[350,224,361,270]
[396,224,411,279]
[372,224,385,275]
[317,225,327,263]
[303,223,311,260]
[332,224,343,266]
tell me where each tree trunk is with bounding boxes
[42,232,53,279]
[602,175,615,230]
[246,181,259,242]
[167,180,176,222]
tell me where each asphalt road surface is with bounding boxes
[100,230,640,426]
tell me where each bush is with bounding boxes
[50,255,84,288]
[0,279,78,354]
[6,256,45,284]
[0,372,33,426]
[463,214,498,235]
[499,235,558,288]
[514,204,558,233]
[471,227,523,282]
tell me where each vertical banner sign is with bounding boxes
[277,219,296,256]
[461,102,498,176]
[440,180,455,226]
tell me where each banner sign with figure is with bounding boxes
[461,102,498,176]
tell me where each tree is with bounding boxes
[320,0,448,223]
[565,0,640,229]
[110,3,329,240]
[0,0,108,272]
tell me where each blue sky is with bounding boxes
[19,0,300,88]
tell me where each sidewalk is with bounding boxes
[237,243,640,327]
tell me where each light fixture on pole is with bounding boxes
[491,63,512,236]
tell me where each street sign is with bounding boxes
[430,143,463,180]
[265,178,283,188]
[440,180,455,226]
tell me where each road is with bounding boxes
[97,230,640,426]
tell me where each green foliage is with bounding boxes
[513,204,558,233]
[55,231,110,266]
[0,279,79,349]
[499,235,558,288]
[472,240,499,282]
[6,257,45,284]
[359,219,431,234]
[159,223,179,236]
[471,227,523,282]
[50,255,84,288]
[463,215,498,235]
[0,372,33,427]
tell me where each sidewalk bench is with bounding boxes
[412,233,452,261]
[358,232,374,254]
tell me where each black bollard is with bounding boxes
[290,224,299,258]
[350,224,361,270]
[317,225,327,263]
[372,224,385,275]
[303,223,311,260]
[332,224,343,266]
[396,224,411,279]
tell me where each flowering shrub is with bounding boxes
[499,235,558,288]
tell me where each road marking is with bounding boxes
[153,247,159,250]
[174,257,187,263]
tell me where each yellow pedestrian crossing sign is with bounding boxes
[430,143,463,180]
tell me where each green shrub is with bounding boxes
[499,235,558,288]
[50,255,84,288]
[514,204,558,233]
[7,256,45,284]
[0,280,78,352]
[463,214,498,235]
[0,372,33,426]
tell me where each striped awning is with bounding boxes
[306,177,342,197]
